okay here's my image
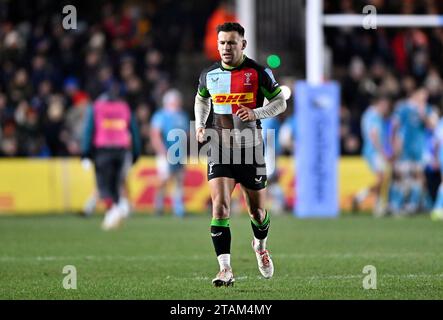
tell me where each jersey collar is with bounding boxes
[220,55,247,71]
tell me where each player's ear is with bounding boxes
[242,40,247,50]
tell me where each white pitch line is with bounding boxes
[1,252,442,262]
[177,274,443,282]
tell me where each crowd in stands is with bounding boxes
[1,0,443,158]
[0,0,218,157]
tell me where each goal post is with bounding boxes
[295,2,441,218]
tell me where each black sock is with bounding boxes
[251,211,270,240]
[210,218,231,256]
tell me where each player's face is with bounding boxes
[217,31,246,67]
[378,99,391,117]
[414,89,429,107]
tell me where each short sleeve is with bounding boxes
[260,68,281,100]
[150,111,163,129]
[368,116,380,134]
[197,70,210,98]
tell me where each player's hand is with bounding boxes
[196,127,206,143]
[236,105,256,122]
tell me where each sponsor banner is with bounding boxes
[0,159,94,214]
[0,157,374,215]
[295,81,340,218]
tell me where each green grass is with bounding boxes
[0,213,442,299]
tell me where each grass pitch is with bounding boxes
[0,213,442,300]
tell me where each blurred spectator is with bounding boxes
[0,0,219,158]
[2,0,443,160]
[204,0,237,61]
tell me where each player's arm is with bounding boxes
[150,112,168,156]
[150,128,167,156]
[255,91,286,119]
[237,92,287,122]
[368,126,386,159]
[194,70,211,143]
[237,67,286,122]
[424,107,439,130]
[390,106,402,159]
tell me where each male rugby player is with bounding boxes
[355,94,392,217]
[194,22,286,286]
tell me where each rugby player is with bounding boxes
[82,81,141,230]
[194,22,287,286]
[354,94,392,216]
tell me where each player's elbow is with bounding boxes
[274,92,287,115]
[195,94,210,107]
[279,97,287,115]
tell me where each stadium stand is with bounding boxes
[1,0,443,160]
[0,0,218,157]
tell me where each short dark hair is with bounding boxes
[371,91,391,105]
[216,22,245,37]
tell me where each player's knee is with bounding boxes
[212,202,230,219]
[249,207,266,223]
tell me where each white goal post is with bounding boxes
[307,0,443,85]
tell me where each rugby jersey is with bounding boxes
[197,55,281,148]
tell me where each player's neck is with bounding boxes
[221,54,246,70]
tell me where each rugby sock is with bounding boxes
[173,184,185,218]
[210,218,231,270]
[251,211,270,252]
[217,254,231,271]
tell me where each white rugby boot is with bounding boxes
[102,205,124,231]
[252,239,274,279]
[212,268,235,287]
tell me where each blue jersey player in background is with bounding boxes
[391,87,438,215]
[353,93,392,216]
[150,89,190,217]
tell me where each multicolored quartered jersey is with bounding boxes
[197,56,281,148]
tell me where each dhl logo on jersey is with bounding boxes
[212,93,254,104]
[101,119,127,130]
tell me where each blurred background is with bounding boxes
[1,0,443,216]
